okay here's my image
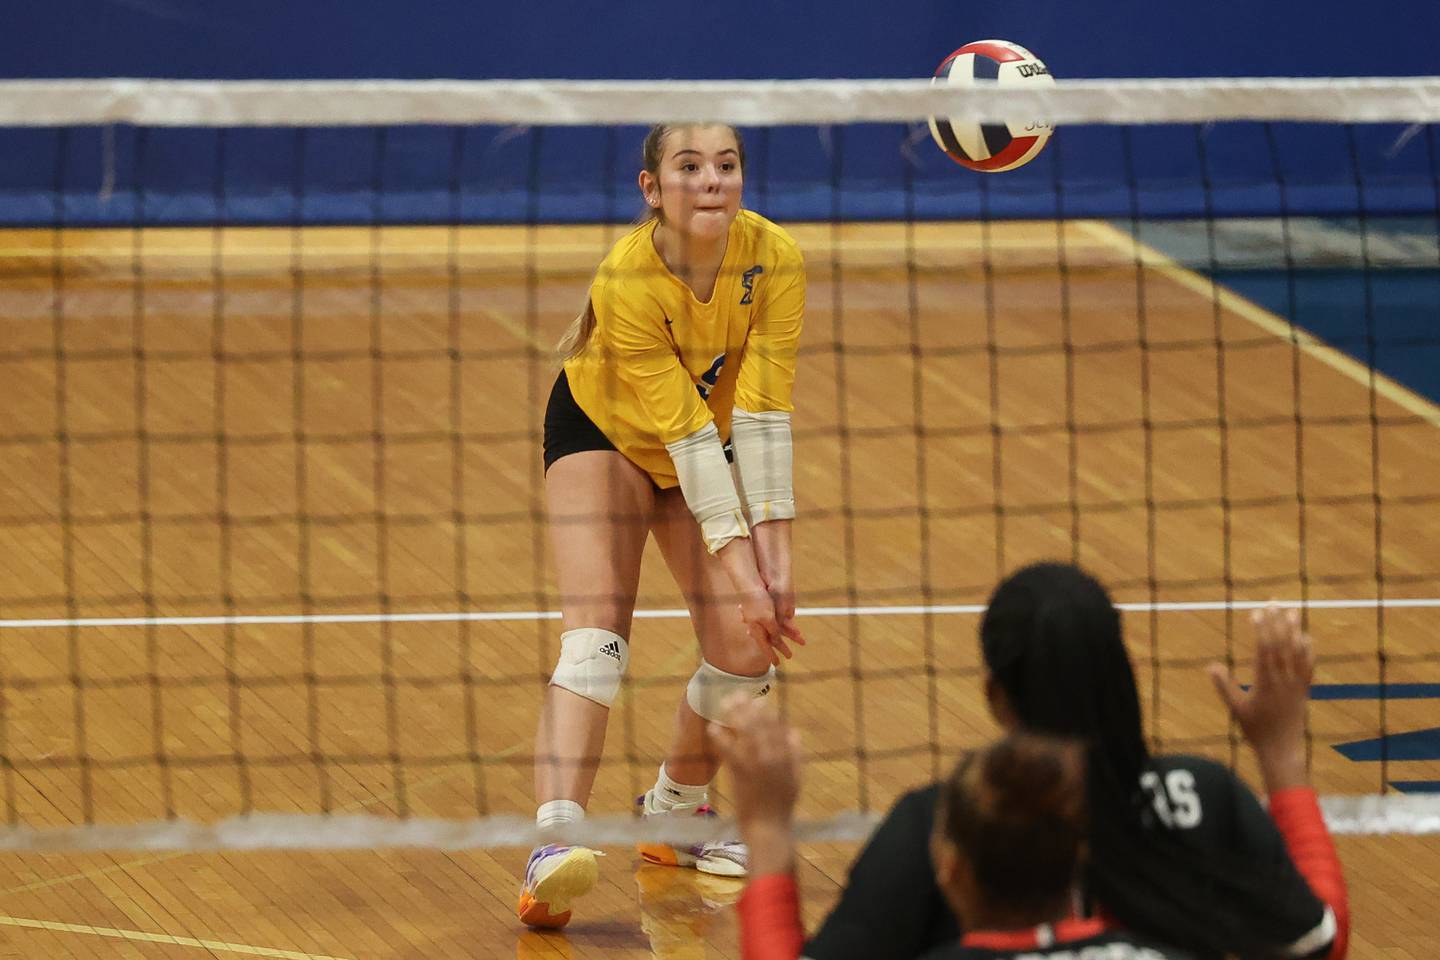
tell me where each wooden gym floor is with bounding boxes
[0,219,1435,958]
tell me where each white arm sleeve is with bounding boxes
[729,407,795,525]
[666,421,750,554]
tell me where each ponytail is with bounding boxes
[556,300,596,361]
[982,563,1323,959]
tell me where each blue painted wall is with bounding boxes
[6,0,1437,82]
[1,0,1437,225]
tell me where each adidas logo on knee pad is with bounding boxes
[552,629,629,707]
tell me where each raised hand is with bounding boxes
[1208,604,1315,792]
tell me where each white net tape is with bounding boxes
[0,77,1439,127]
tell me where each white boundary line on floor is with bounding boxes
[0,597,1437,630]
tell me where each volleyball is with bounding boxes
[928,40,1055,173]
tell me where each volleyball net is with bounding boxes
[0,77,1437,849]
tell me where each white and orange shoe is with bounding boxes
[516,844,600,929]
[635,791,748,878]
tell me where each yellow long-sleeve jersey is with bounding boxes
[564,209,805,489]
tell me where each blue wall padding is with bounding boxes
[2,1,1437,225]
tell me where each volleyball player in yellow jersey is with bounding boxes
[517,123,807,929]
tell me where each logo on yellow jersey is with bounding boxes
[739,265,764,305]
[697,353,726,400]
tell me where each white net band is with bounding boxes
[1,77,1439,127]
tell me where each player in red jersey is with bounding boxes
[714,569,1348,960]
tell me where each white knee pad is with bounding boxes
[686,660,776,723]
[550,628,629,707]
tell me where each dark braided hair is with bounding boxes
[981,562,1319,959]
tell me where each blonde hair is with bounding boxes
[555,124,747,361]
[556,299,598,361]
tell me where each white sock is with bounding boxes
[536,799,585,832]
[647,764,709,813]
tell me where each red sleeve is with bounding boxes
[1269,787,1349,960]
[738,872,805,960]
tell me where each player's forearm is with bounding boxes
[1255,741,1309,794]
[751,519,793,587]
[739,813,801,960]
[716,536,768,595]
[742,818,798,877]
[1269,788,1349,959]
[730,407,795,525]
[667,422,750,554]
[738,871,805,960]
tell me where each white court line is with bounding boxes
[0,598,1436,630]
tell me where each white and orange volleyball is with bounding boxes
[928,40,1055,173]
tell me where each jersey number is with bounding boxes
[1140,769,1202,829]
[696,353,726,400]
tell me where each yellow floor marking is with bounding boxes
[1077,219,1440,430]
[0,914,353,959]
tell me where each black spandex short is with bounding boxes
[541,370,733,476]
[542,370,618,473]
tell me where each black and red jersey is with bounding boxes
[801,755,1343,960]
[919,917,1195,960]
